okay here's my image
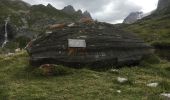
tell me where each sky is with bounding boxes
[23,0,159,24]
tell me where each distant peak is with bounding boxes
[77,9,83,14]
[130,11,143,15]
[83,10,92,19]
[62,5,76,14]
[65,5,74,8]
[47,3,53,7]
[123,11,144,24]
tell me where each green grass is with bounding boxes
[0,51,169,100]
[122,14,170,45]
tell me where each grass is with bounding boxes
[121,14,170,45]
[0,51,169,100]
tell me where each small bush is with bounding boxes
[140,54,160,66]
[165,67,170,71]
[53,65,73,76]
[14,36,31,49]
[159,81,170,92]
[32,65,73,76]
[151,41,170,48]
[4,41,18,50]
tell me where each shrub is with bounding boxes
[151,41,170,49]
[140,54,160,66]
[14,36,31,49]
[32,64,73,76]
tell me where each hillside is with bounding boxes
[0,0,86,31]
[121,0,170,46]
[0,0,92,49]
[0,0,169,99]
[0,51,169,99]
[121,13,170,45]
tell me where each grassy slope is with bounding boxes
[121,13,170,46]
[0,51,169,100]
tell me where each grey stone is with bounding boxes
[26,21,151,67]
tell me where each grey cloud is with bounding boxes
[23,0,142,23]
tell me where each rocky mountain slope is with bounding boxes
[123,0,170,24]
[123,12,144,24]
[121,0,170,44]
[120,0,170,60]
[0,0,92,49]
[157,0,170,10]
[62,5,92,19]
[123,12,152,24]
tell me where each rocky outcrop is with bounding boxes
[123,12,143,24]
[157,0,170,10]
[123,11,152,24]
[82,11,92,19]
[0,0,93,48]
[62,5,76,14]
[26,21,151,67]
[77,9,83,15]
[62,5,92,19]
[0,23,17,46]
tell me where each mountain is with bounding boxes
[62,5,92,19]
[121,1,170,44]
[157,0,170,10]
[62,5,76,14]
[123,12,143,24]
[121,0,170,42]
[154,0,170,15]
[123,11,152,24]
[83,11,92,19]
[0,0,92,49]
[119,0,170,60]
[123,0,170,24]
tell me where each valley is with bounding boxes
[0,0,169,99]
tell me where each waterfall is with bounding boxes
[1,17,10,48]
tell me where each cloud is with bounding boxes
[22,0,158,24]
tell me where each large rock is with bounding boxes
[26,21,151,67]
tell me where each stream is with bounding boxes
[1,17,10,48]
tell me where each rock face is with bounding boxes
[62,5,76,14]
[157,0,170,10]
[62,5,92,19]
[77,9,83,15]
[27,21,151,67]
[123,11,152,24]
[123,12,143,24]
[0,0,93,48]
[83,11,92,19]
[0,23,16,46]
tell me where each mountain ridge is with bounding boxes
[120,0,170,46]
[0,0,93,48]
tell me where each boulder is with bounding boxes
[26,21,151,67]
